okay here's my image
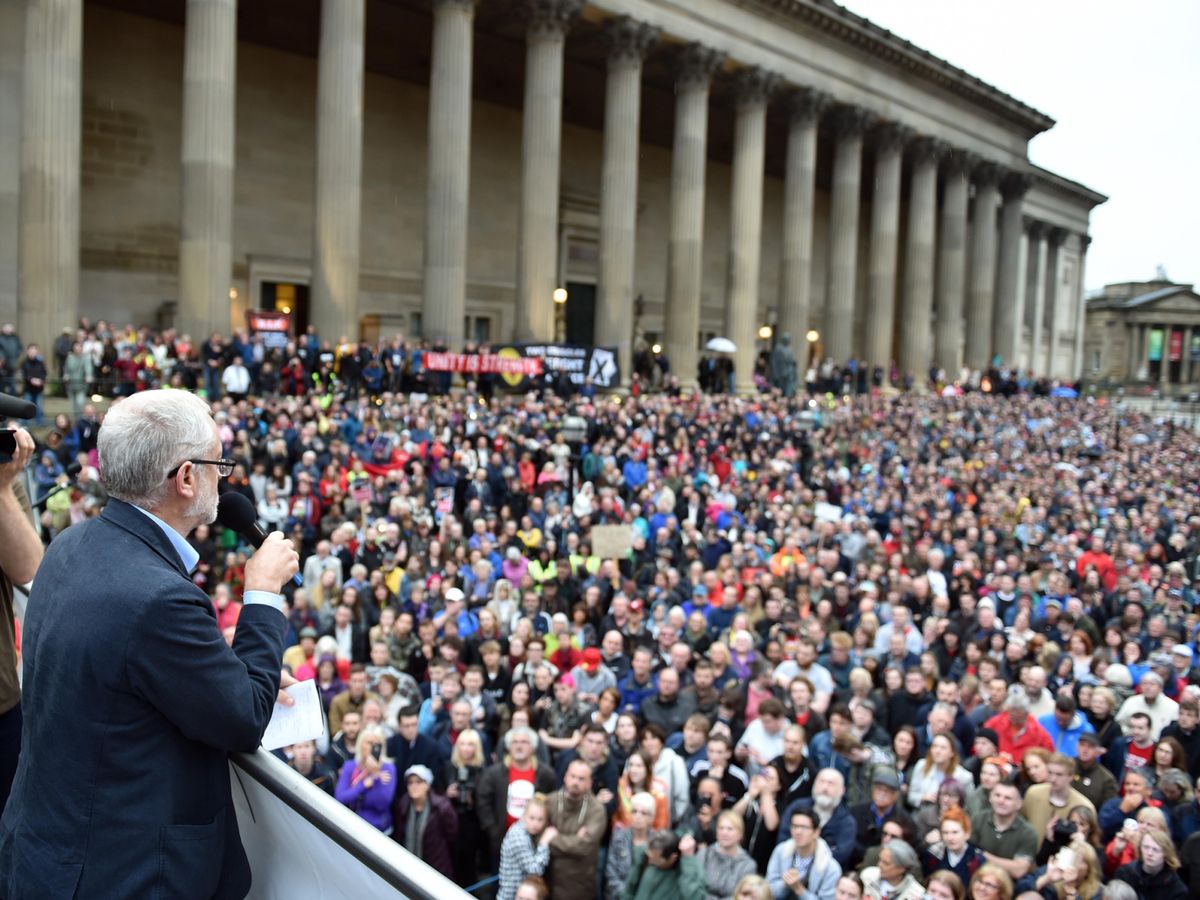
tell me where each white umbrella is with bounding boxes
[706,337,737,353]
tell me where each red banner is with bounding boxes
[1169,329,1183,362]
[424,351,542,376]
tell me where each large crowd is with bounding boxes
[15,318,1200,900]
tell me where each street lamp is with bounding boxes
[651,343,662,355]
[553,288,568,304]
[806,329,821,371]
[758,325,773,341]
[553,288,568,343]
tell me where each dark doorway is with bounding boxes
[564,282,595,346]
[260,281,310,336]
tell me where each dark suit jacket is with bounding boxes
[0,499,286,898]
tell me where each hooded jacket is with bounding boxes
[1038,710,1096,756]
[698,843,757,900]
[767,836,842,900]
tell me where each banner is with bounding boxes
[424,351,542,377]
[1169,329,1183,362]
[496,343,621,390]
[591,524,633,559]
[247,310,291,350]
[1148,329,1164,362]
[1191,335,1200,362]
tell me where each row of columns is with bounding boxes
[15,0,1090,390]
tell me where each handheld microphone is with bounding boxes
[32,463,83,509]
[0,393,38,420]
[216,492,303,587]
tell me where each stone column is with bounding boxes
[311,0,365,344]
[1126,324,1140,381]
[993,172,1031,368]
[726,66,778,394]
[1140,324,1151,380]
[421,0,476,346]
[20,0,81,356]
[1026,222,1047,371]
[514,0,581,342]
[663,43,723,390]
[964,161,1001,369]
[862,121,909,371]
[1043,227,1066,375]
[0,0,24,325]
[898,137,943,381]
[596,16,658,385]
[933,149,971,374]
[825,105,871,364]
[1072,233,1091,378]
[777,88,830,368]
[178,0,237,343]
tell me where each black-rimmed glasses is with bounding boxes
[167,458,237,479]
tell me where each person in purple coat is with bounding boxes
[335,724,398,833]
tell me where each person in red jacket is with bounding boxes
[984,691,1053,764]
[1076,535,1118,591]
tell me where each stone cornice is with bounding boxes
[744,0,1055,137]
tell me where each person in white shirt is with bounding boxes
[1116,670,1178,740]
[736,698,788,776]
[221,355,251,400]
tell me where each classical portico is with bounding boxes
[1,0,1106,388]
[1084,280,1200,394]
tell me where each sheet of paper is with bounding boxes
[261,680,326,752]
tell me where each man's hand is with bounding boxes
[0,428,34,490]
[277,669,297,708]
[783,868,804,894]
[1119,789,1142,813]
[596,788,614,806]
[678,835,696,856]
[244,531,300,594]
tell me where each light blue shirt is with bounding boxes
[135,506,284,613]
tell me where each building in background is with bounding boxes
[1083,279,1200,394]
[0,0,1105,388]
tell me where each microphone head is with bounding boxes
[0,392,38,421]
[217,491,258,534]
[65,462,82,478]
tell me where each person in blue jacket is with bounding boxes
[1038,694,1095,757]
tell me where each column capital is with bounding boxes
[731,65,780,108]
[604,16,659,65]
[1000,170,1032,201]
[674,42,724,89]
[1081,232,1093,249]
[829,104,873,140]
[908,136,948,167]
[523,0,583,39]
[1025,218,1046,239]
[786,87,832,125]
[942,148,976,177]
[873,120,914,152]
[1048,226,1068,246]
[972,159,1003,189]
[431,0,476,11]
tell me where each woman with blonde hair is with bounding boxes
[1035,839,1103,900]
[445,728,486,884]
[497,794,557,900]
[966,864,1014,900]
[731,874,774,900]
[334,724,396,833]
[1112,827,1187,900]
[697,810,757,900]
[907,733,972,811]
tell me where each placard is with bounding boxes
[591,524,633,559]
[815,502,844,523]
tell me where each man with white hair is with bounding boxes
[0,390,300,898]
[303,539,343,592]
[984,689,1054,764]
[1116,670,1179,740]
[776,768,856,869]
[1022,666,1056,720]
[872,605,924,658]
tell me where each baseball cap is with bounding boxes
[581,647,602,672]
[445,587,465,603]
[1078,732,1102,747]
[404,764,434,785]
[1173,645,1194,661]
[558,672,576,689]
[630,598,644,614]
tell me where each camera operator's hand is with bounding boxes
[244,531,300,594]
[0,427,34,488]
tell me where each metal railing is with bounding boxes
[229,749,471,900]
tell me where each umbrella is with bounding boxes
[1050,386,1078,399]
[706,337,737,353]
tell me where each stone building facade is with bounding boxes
[2,0,1105,388]
[1083,280,1200,394]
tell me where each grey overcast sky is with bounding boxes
[840,0,1200,294]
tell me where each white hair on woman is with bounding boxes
[99,390,214,509]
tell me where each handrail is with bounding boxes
[229,749,471,900]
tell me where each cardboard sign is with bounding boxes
[815,502,843,523]
[591,524,633,559]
